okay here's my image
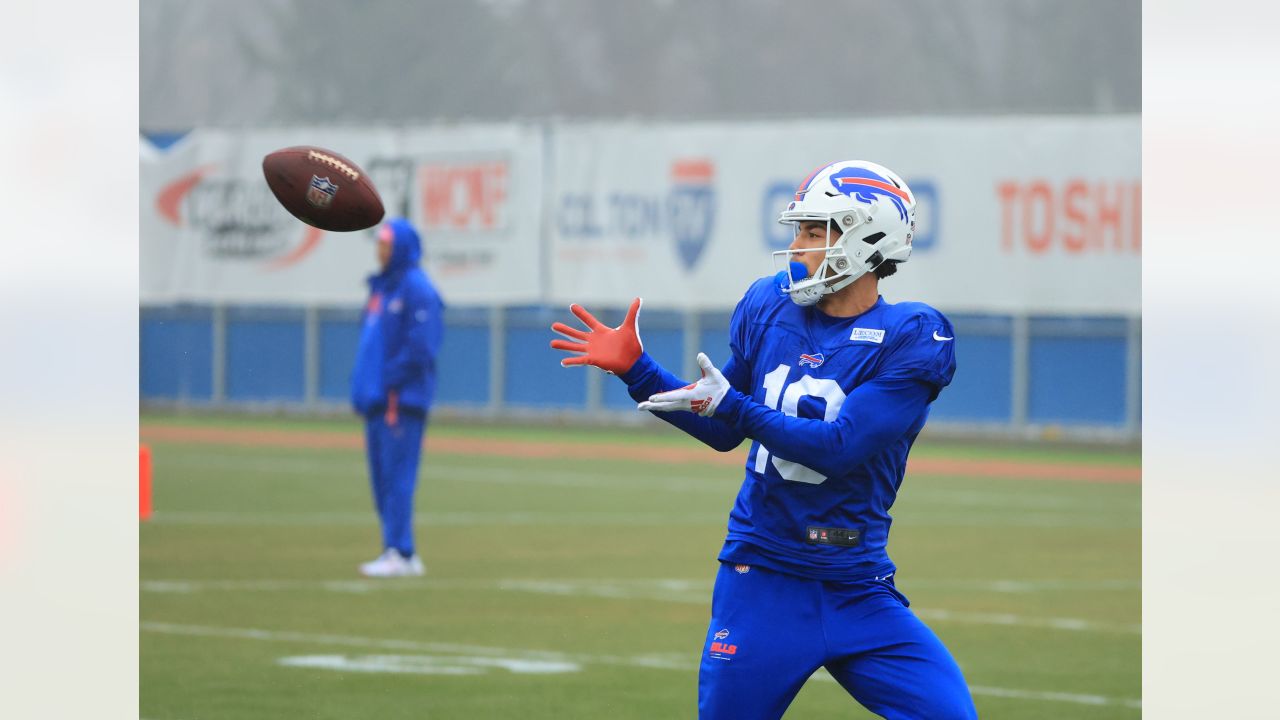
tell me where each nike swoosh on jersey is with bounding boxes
[933,331,953,341]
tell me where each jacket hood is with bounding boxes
[370,217,421,285]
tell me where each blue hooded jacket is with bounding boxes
[350,218,445,416]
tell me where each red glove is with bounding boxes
[385,390,399,427]
[549,298,644,375]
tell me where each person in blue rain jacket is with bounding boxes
[351,217,445,577]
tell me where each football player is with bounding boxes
[550,161,976,719]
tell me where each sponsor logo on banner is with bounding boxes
[996,179,1141,255]
[908,179,937,251]
[668,159,716,270]
[359,154,515,277]
[154,165,323,270]
[415,156,512,277]
[418,159,509,232]
[557,158,717,272]
[761,178,938,252]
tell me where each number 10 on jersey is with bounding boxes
[753,364,848,485]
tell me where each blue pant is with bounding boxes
[699,562,976,720]
[363,411,426,557]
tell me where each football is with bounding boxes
[262,146,385,232]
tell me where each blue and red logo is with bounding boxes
[799,353,825,368]
[828,166,911,223]
[669,159,716,270]
[306,175,339,208]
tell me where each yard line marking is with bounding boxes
[141,622,1138,709]
[160,449,1136,508]
[141,621,690,671]
[140,576,1137,596]
[913,608,1140,635]
[903,578,1139,593]
[277,653,581,675]
[815,670,1142,709]
[157,451,737,494]
[139,424,1141,483]
[143,508,1132,530]
[144,510,726,527]
[967,684,1142,710]
[141,578,1138,634]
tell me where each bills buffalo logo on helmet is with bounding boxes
[828,166,911,222]
[799,353,825,368]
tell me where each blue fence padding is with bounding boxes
[930,315,1014,422]
[1029,335,1128,425]
[318,310,361,402]
[139,304,1138,430]
[1030,316,1130,336]
[697,311,734,375]
[503,306,585,408]
[225,307,305,401]
[436,307,491,406]
[140,305,213,401]
[603,329,685,409]
[931,334,1013,422]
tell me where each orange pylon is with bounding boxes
[140,443,153,521]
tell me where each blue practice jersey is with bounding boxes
[622,276,956,581]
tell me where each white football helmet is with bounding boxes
[774,160,917,306]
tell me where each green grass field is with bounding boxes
[140,413,1140,719]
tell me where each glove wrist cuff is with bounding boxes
[618,351,654,385]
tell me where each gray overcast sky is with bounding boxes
[141,0,1139,129]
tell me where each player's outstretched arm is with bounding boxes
[550,301,746,452]
[642,354,934,475]
[719,373,935,477]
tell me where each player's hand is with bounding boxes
[549,298,644,375]
[637,353,730,417]
[385,390,399,427]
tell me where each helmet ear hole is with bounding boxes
[861,231,886,246]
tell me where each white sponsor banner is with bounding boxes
[140,125,544,305]
[548,117,1139,314]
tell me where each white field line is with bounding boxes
[141,622,1139,710]
[159,451,738,495]
[161,450,1136,510]
[143,507,1132,530]
[141,576,1138,595]
[140,621,689,671]
[141,577,1139,634]
[145,510,727,527]
[967,684,1142,710]
[806,670,1141,709]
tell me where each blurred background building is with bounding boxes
[139,0,1141,441]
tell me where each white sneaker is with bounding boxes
[359,549,426,578]
[405,554,425,576]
